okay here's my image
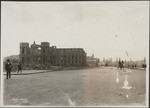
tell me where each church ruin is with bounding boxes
[20,41,87,69]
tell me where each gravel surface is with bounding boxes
[3,67,147,106]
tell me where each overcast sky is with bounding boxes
[1,1,149,61]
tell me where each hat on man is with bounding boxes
[7,59,10,62]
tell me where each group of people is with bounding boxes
[118,60,125,70]
[5,59,22,79]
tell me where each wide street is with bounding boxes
[3,67,147,106]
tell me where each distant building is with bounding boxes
[86,54,100,67]
[100,58,113,66]
[20,41,87,68]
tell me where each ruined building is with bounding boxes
[20,41,87,68]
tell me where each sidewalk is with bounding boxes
[3,70,51,75]
[3,67,146,76]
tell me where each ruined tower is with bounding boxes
[20,42,30,65]
[40,42,50,65]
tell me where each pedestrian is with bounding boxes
[122,61,125,71]
[119,60,122,70]
[5,59,12,79]
[18,62,22,73]
[142,64,144,68]
[135,65,137,69]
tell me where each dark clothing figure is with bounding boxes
[5,59,12,79]
[143,64,147,70]
[118,60,125,71]
[142,64,144,68]
[18,63,22,73]
[118,61,122,70]
[135,65,137,69]
[122,61,126,71]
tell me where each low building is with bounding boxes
[86,54,100,67]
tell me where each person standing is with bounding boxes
[135,65,137,69]
[18,62,22,73]
[122,60,125,71]
[5,59,12,79]
[119,60,122,70]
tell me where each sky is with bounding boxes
[1,1,149,61]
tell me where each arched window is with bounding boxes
[38,47,41,50]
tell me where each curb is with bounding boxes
[3,70,51,75]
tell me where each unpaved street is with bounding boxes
[3,67,147,106]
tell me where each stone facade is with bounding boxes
[20,41,87,68]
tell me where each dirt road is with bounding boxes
[3,67,147,106]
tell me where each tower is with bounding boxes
[41,42,50,65]
[20,42,30,65]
